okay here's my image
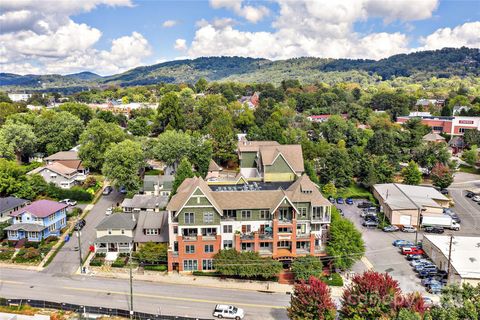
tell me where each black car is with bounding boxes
[74,219,86,231]
[328,196,335,204]
[466,192,475,198]
[406,254,423,261]
[424,226,445,234]
[364,215,378,222]
[357,201,373,209]
[440,189,449,195]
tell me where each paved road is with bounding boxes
[0,269,289,319]
[337,201,428,295]
[43,191,124,275]
[448,189,480,236]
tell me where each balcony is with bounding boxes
[311,215,331,223]
[259,248,273,255]
[240,233,254,240]
[296,248,310,255]
[182,235,197,241]
[259,233,273,240]
[296,233,310,239]
[277,219,293,225]
[202,234,217,241]
[314,245,327,254]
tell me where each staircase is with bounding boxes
[278,270,295,284]
[15,238,26,249]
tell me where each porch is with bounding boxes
[94,235,133,254]
[4,223,46,242]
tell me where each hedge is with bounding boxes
[144,265,167,272]
[89,259,103,266]
[321,273,344,286]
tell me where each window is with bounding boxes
[60,218,66,226]
[9,230,18,237]
[223,240,233,249]
[173,226,178,234]
[312,206,324,220]
[278,227,291,233]
[223,225,233,233]
[184,212,194,224]
[298,207,308,219]
[15,216,21,222]
[173,241,178,252]
[183,259,198,271]
[241,224,251,233]
[259,242,270,248]
[260,210,269,219]
[277,240,290,248]
[29,231,39,238]
[203,259,214,270]
[204,244,214,253]
[185,245,195,254]
[279,207,291,220]
[201,227,217,236]
[49,214,55,222]
[197,197,201,204]
[432,126,443,132]
[241,210,251,219]
[203,212,214,224]
[145,229,159,235]
[49,224,55,232]
[459,128,467,133]
[223,210,237,219]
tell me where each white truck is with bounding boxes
[421,215,460,231]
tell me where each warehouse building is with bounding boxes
[422,235,480,286]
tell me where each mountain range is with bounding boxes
[1,47,479,92]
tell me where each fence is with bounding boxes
[0,298,211,320]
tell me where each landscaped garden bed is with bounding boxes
[111,253,129,268]
[0,247,15,261]
[13,247,42,264]
[89,252,106,266]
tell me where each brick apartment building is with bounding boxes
[166,141,332,272]
[397,114,480,136]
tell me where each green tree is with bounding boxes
[413,142,450,174]
[34,110,84,155]
[189,134,213,177]
[156,92,185,131]
[369,91,412,120]
[213,249,282,280]
[152,130,192,167]
[327,208,365,270]
[358,155,395,187]
[172,158,194,194]
[431,163,454,189]
[195,77,208,93]
[207,110,237,163]
[0,121,36,162]
[79,119,126,171]
[319,148,353,188]
[322,182,337,197]
[288,277,336,320]
[0,134,15,160]
[58,102,94,124]
[462,145,478,166]
[304,160,319,184]
[429,284,480,320]
[102,140,144,192]
[0,102,27,125]
[127,116,151,136]
[402,161,422,185]
[135,242,167,263]
[96,110,117,123]
[291,255,323,281]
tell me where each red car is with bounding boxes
[402,247,424,255]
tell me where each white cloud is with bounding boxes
[174,38,187,51]
[162,20,178,28]
[0,0,154,75]
[210,0,269,23]
[418,21,480,50]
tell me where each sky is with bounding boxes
[0,0,479,76]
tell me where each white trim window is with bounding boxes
[185,245,195,254]
[203,212,214,224]
[145,229,159,235]
[260,210,269,219]
[183,259,198,271]
[202,259,214,270]
[184,212,194,224]
[241,210,251,219]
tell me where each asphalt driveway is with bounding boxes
[43,190,125,275]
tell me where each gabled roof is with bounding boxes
[0,197,29,213]
[56,159,84,170]
[121,194,169,210]
[259,145,304,173]
[9,200,68,218]
[44,151,79,161]
[422,132,446,142]
[134,211,169,243]
[167,177,222,214]
[208,159,221,172]
[286,175,331,206]
[237,140,280,152]
[28,162,78,178]
[96,213,137,230]
[4,223,45,232]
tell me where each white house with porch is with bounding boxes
[94,213,136,261]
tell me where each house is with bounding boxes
[134,211,169,248]
[166,175,332,272]
[415,99,445,109]
[142,175,174,196]
[306,114,348,123]
[238,92,260,109]
[7,93,32,102]
[44,151,89,175]
[121,194,169,212]
[94,213,137,255]
[4,200,67,242]
[0,197,29,223]
[422,132,446,143]
[422,235,480,286]
[397,115,480,136]
[453,105,471,115]
[27,162,85,189]
[237,139,304,182]
[373,183,450,227]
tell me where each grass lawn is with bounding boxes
[336,184,376,203]
[458,164,480,175]
[144,169,162,176]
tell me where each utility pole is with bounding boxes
[129,250,133,319]
[77,230,83,273]
[447,234,454,281]
[414,207,421,245]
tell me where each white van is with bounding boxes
[213,304,245,319]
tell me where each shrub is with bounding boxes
[144,265,167,271]
[14,247,41,263]
[288,277,336,320]
[25,241,40,249]
[0,248,15,260]
[321,273,344,286]
[44,236,58,244]
[192,271,221,276]
[291,255,323,281]
[111,256,127,268]
[68,207,82,219]
[89,259,103,266]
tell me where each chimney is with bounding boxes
[132,213,136,222]
[154,184,159,196]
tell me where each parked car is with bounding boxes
[383,225,399,232]
[392,240,414,247]
[415,264,437,273]
[361,211,377,218]
[60,199,77,206]
[346,198,354,205]
[466,192,475,198]
[440,189,449,195]
[119,186,127,194]
[419,269,439,278]
[364,215,378,221]
[410,259,432,268]
[357,201,373,208]
[424,226,445,234]
[402,247,424,255]
[74,219,86,231]
[472,195,480,202]
[406,254,423,261]
[328,196,335,204]
[103,186,113,195]
[427,283,443,294]
[105,207,113,216]
[401,225,417,233]
[422,278,441,287]
[422,296,434,307]
[213,305,245,319]
[336,197,344,204]
[362,220,378,228]
[433,270,448,279]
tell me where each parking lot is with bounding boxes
[337,200,429,295]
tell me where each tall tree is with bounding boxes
[172,158,194,194]
[78,119,126,171]
[58,102,94,124]
[102,140,144,193]
[402,161,422,185]
[461,145,478,166]
[0,134,15,160]
[156,92,185,132]
[0,121,36,162]
[134,242,167,263]
[127,116,151,136]
[413,142,450,174]
[319,148,353,188]
[207,110,237,164]
[189,133,213,177]
[431,163,454,189]
[288,277,336,320]
[291,255,323,281]
[358,155,395,187]
[152,130,192,167]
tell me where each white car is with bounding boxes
[213,305,244,319]
[402,225,417,233]
[105,207,113,216]
[60,199,77,206]
[472,195,480,202]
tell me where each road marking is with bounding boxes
[61,286,287,309]
[0,280,26,285]
[361,257,374,270]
